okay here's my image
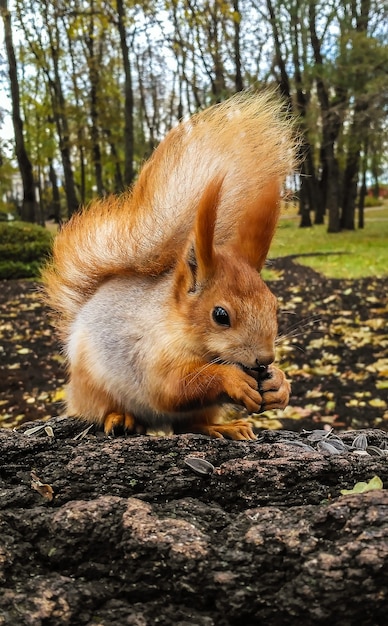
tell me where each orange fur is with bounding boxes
[232,179,281,269]
[43,91,296,339]
[194,177,223,281]
[66,334,118,424]
[43,91,297,439]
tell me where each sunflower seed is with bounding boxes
[184,457,215,476]
[317,441,343,455]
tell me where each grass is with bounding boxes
[265,202,388,279]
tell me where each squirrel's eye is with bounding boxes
[212,306,231,327]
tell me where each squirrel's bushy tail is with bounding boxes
[43,90,297,337]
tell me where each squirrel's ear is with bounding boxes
[175,176,223,294]
[232,179,281,270]
[193,175,224,282]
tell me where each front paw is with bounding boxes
[222,367,262,413]
[259,366,290,410]
[103,412,146,436]
[204,419,257,440]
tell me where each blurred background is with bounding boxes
[0,0,387,228]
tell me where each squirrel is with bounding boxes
[43,91,297,440]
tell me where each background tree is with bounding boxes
[1,0,387,226]
[1,0,36,222]
[264,0,387,231]
[16,0,80,216]
[339,8,388,230]
[114,0,135,186]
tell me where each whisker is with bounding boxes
[279,343,306,354]
[181,355,222,386]
[276,315,323,344]
[279,313,322,330]
[276,328,321,344]
[179,355,226,403]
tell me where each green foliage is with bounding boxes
[0,206,16,218]
[0,221,53,279]
[0,140,17,207]
[364,195,383,207]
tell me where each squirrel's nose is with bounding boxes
[255,362,269,374]
[255,354,274,368]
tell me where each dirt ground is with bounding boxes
[0,256,387,433]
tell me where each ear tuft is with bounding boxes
[186,242,198,293]
[173,176,224,298]
[232,179,281,270]
[194,176,224,283]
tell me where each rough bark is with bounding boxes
[1,417,387,626]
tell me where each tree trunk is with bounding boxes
[289,4,324,227]
[309,4,344,233]
[87,4,104,197]
[103,128,124,193]
[1,420,387,625]
[266,0,291,98]
[232,0,243,92]
[341,1,371,230]
[35,164,45,226]
[48,159,62,224]
[66,30,86,205]
[50,81,80,216]
[111,142,124,193]
[298,181,312,227]
[42,5,79,217]
[209,5,226,102]
[358,138,368,229]
[136,47,158,159]
[1,0,36,222]
[325,141,341,233]
[267,0,322,227]
[116,0,134,187]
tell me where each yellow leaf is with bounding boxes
[369,398,387,408]
[341,475,383,496]
[51,389,66,402]
[17,348,31,355]
[367,318,386,330]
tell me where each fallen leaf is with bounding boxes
[340,475,383,496]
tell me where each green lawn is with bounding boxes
[266,203,388,279]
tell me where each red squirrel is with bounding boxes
[43,92,296,440]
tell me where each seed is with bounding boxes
[184,456,215,476]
